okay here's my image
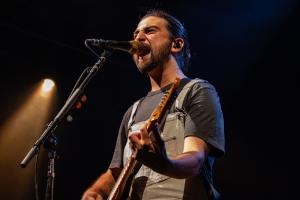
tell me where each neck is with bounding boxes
[148,57,186,91]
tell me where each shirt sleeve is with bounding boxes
[109,106,133,169]
[184,81,225,157]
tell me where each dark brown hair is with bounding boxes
[141,10,191,72]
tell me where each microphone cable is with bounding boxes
[34,148,41,200]
[67,39,112,99]
[84,39,102,59]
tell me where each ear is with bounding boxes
[171,38,184,53]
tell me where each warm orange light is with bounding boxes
[42,79,55,93]
[0,80,57,199]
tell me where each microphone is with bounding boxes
[85,39,150,56]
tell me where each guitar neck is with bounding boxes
[107,153,137,200]
[145,77,180,131]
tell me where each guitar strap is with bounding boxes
[126,78,220,200]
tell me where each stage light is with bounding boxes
[42,79,55,93]
[40,79,56,98]
[0,79,57,200]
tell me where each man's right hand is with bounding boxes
[81,189,103,200]
[81,169,119,200]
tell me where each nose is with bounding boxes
[135,31,146,42]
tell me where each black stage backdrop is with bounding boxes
[0,0,299,199]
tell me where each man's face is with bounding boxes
[133,16,172,73]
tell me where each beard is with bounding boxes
[134,40,172,73]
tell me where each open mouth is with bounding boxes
[137,42,151,57]
[138,53,150,62]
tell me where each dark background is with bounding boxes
[0,0,299,199]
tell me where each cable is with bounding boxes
[2,21,89,56]
[67,67,91,100]
[67,40,106,99]
[84,40,102,58]
[34,148,41,200]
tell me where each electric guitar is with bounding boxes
[107,77,181,200]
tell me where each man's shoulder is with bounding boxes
[181,78,216,93]
[122,97,144,121]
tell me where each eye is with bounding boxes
[145,28,156,34]
[133,31,138,39]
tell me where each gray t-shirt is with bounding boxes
[109,78,225,199]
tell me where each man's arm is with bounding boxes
[130,125,210,179]
[81,168,121,200]
[164,135,210,178]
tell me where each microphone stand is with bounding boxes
[44,134,57,200]
[20,50,111,200]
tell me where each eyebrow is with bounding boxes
[133,25,160,37]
